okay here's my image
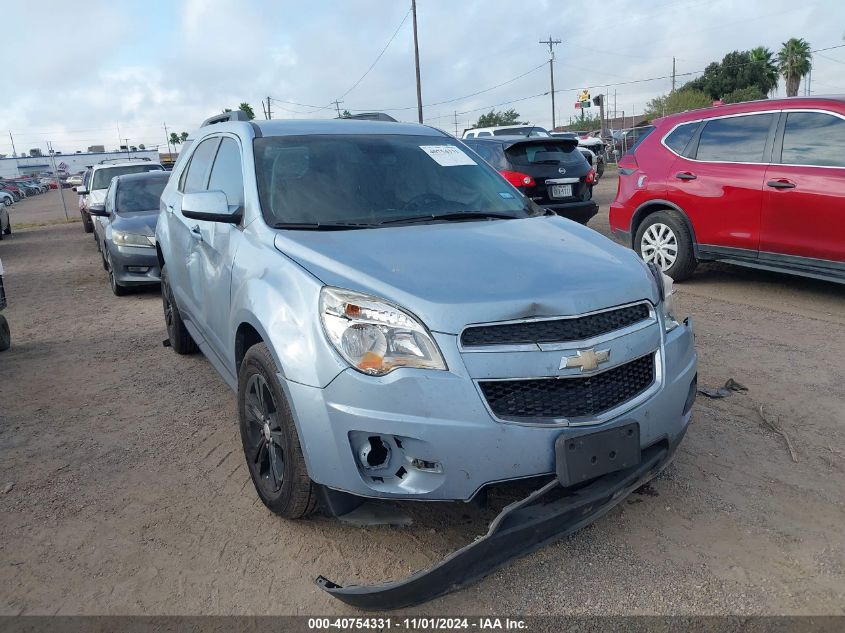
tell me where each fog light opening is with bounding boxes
[126,266,150,273]
[360,436,391,470]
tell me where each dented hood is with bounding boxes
[274,216,657,334]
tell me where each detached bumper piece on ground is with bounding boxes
[317,437,680,610]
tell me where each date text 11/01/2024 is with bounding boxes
[308,617,528,630]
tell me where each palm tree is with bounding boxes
[750,46,778,95]
[777,38,812,97]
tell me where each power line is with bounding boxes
[336,8,411,103]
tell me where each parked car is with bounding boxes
[0,201,10,240]
[0,184,22,202]
[75,159,164,233]
[0,190,13,207]
[462,125,551,139]
[65,174,83,187]
[156,113,696,607]
[89,171,169,295]
[608,126,652,161]
[463,135,598,223]
[609,96,845,284]
[0,257,9,351]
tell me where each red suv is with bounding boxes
[609,96,845,284]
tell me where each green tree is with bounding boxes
[341,109,352,117]
[684,50,776,99]
[169,132,190,148]
[473,109,523,128]
[750,46,778,94]
[722,86,766,104]
[238,102,256,120]
[644,89,712,118]
[778,38,812,97]
[560,114,602,131]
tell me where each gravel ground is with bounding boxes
[0,173,843,615]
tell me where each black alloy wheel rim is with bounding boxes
[243,373,286,494]
[162,280,174,333]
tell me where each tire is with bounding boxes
[106,253,130,296]
[238,342,317,519]
[0,314,10,352]
[635,210,697,281]
[160,265,198,354]
[81,210,94,233]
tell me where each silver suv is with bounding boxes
[156,112,697,606]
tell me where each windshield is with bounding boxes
[92,164,162,190]
[253,134,537,226]
[505,142,587,167]
[116,177,168,213]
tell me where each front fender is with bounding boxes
[229,242,347,389]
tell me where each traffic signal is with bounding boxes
[593,94,603,107]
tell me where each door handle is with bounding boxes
[190,224,203,241]
[766,179,796,189]
[674,172,697,180]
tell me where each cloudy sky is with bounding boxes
[2,0,844,155]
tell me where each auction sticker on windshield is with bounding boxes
[420,145,477,166]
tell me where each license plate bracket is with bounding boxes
[549,184,572,199]
[555,423,641,487]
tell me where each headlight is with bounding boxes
[113,232,155,248]
[320,287,446,376]
[647,263,679,331]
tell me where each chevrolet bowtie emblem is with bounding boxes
[560,348,611,372]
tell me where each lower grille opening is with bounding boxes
[479,354,656,421]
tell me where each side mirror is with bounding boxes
[181,191,242,224]
[88,203,107,217]
[76,186,88,195]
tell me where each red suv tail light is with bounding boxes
[500,170,535,188]
[617,153,639,176]
[585,168,596,184]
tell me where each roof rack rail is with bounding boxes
[98,157,152,164]
[201,110,250,127]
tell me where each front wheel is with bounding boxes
[238,343,317,519]
[81,210,94,233]
[106,253,129,296]
[0,314,10,351]
[635,210,697,281]
[161,265,198,354]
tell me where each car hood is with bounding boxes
[112,210,158,236]
[274,216,657,334]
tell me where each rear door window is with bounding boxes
[779,111,845,167]
[505,142,587,168]
[695,113,775,163]
[465,142,508,170]
[664,122,698,156]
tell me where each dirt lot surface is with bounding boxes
[1,175,844,615]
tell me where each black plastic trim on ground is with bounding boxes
[316,442,672,610]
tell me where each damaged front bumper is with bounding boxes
[316,431,684,610]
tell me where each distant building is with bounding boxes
[0,149,160,178]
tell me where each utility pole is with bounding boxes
[331,100,344,117]
[8,132,16,156]
[163,122,172,157]
[454,111,459,137]
[267,96,272,120]
[539,35,562,130]
[671,57,676,93]
[46,141,69,221]
[411,0,423,123]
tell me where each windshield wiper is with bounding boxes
[273,222,375,231]
[378,211,520,226]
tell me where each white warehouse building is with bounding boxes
[0,149,161,179]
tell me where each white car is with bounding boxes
[462,125,551,139]
[0,191,12,207]
[0,203,11,239]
